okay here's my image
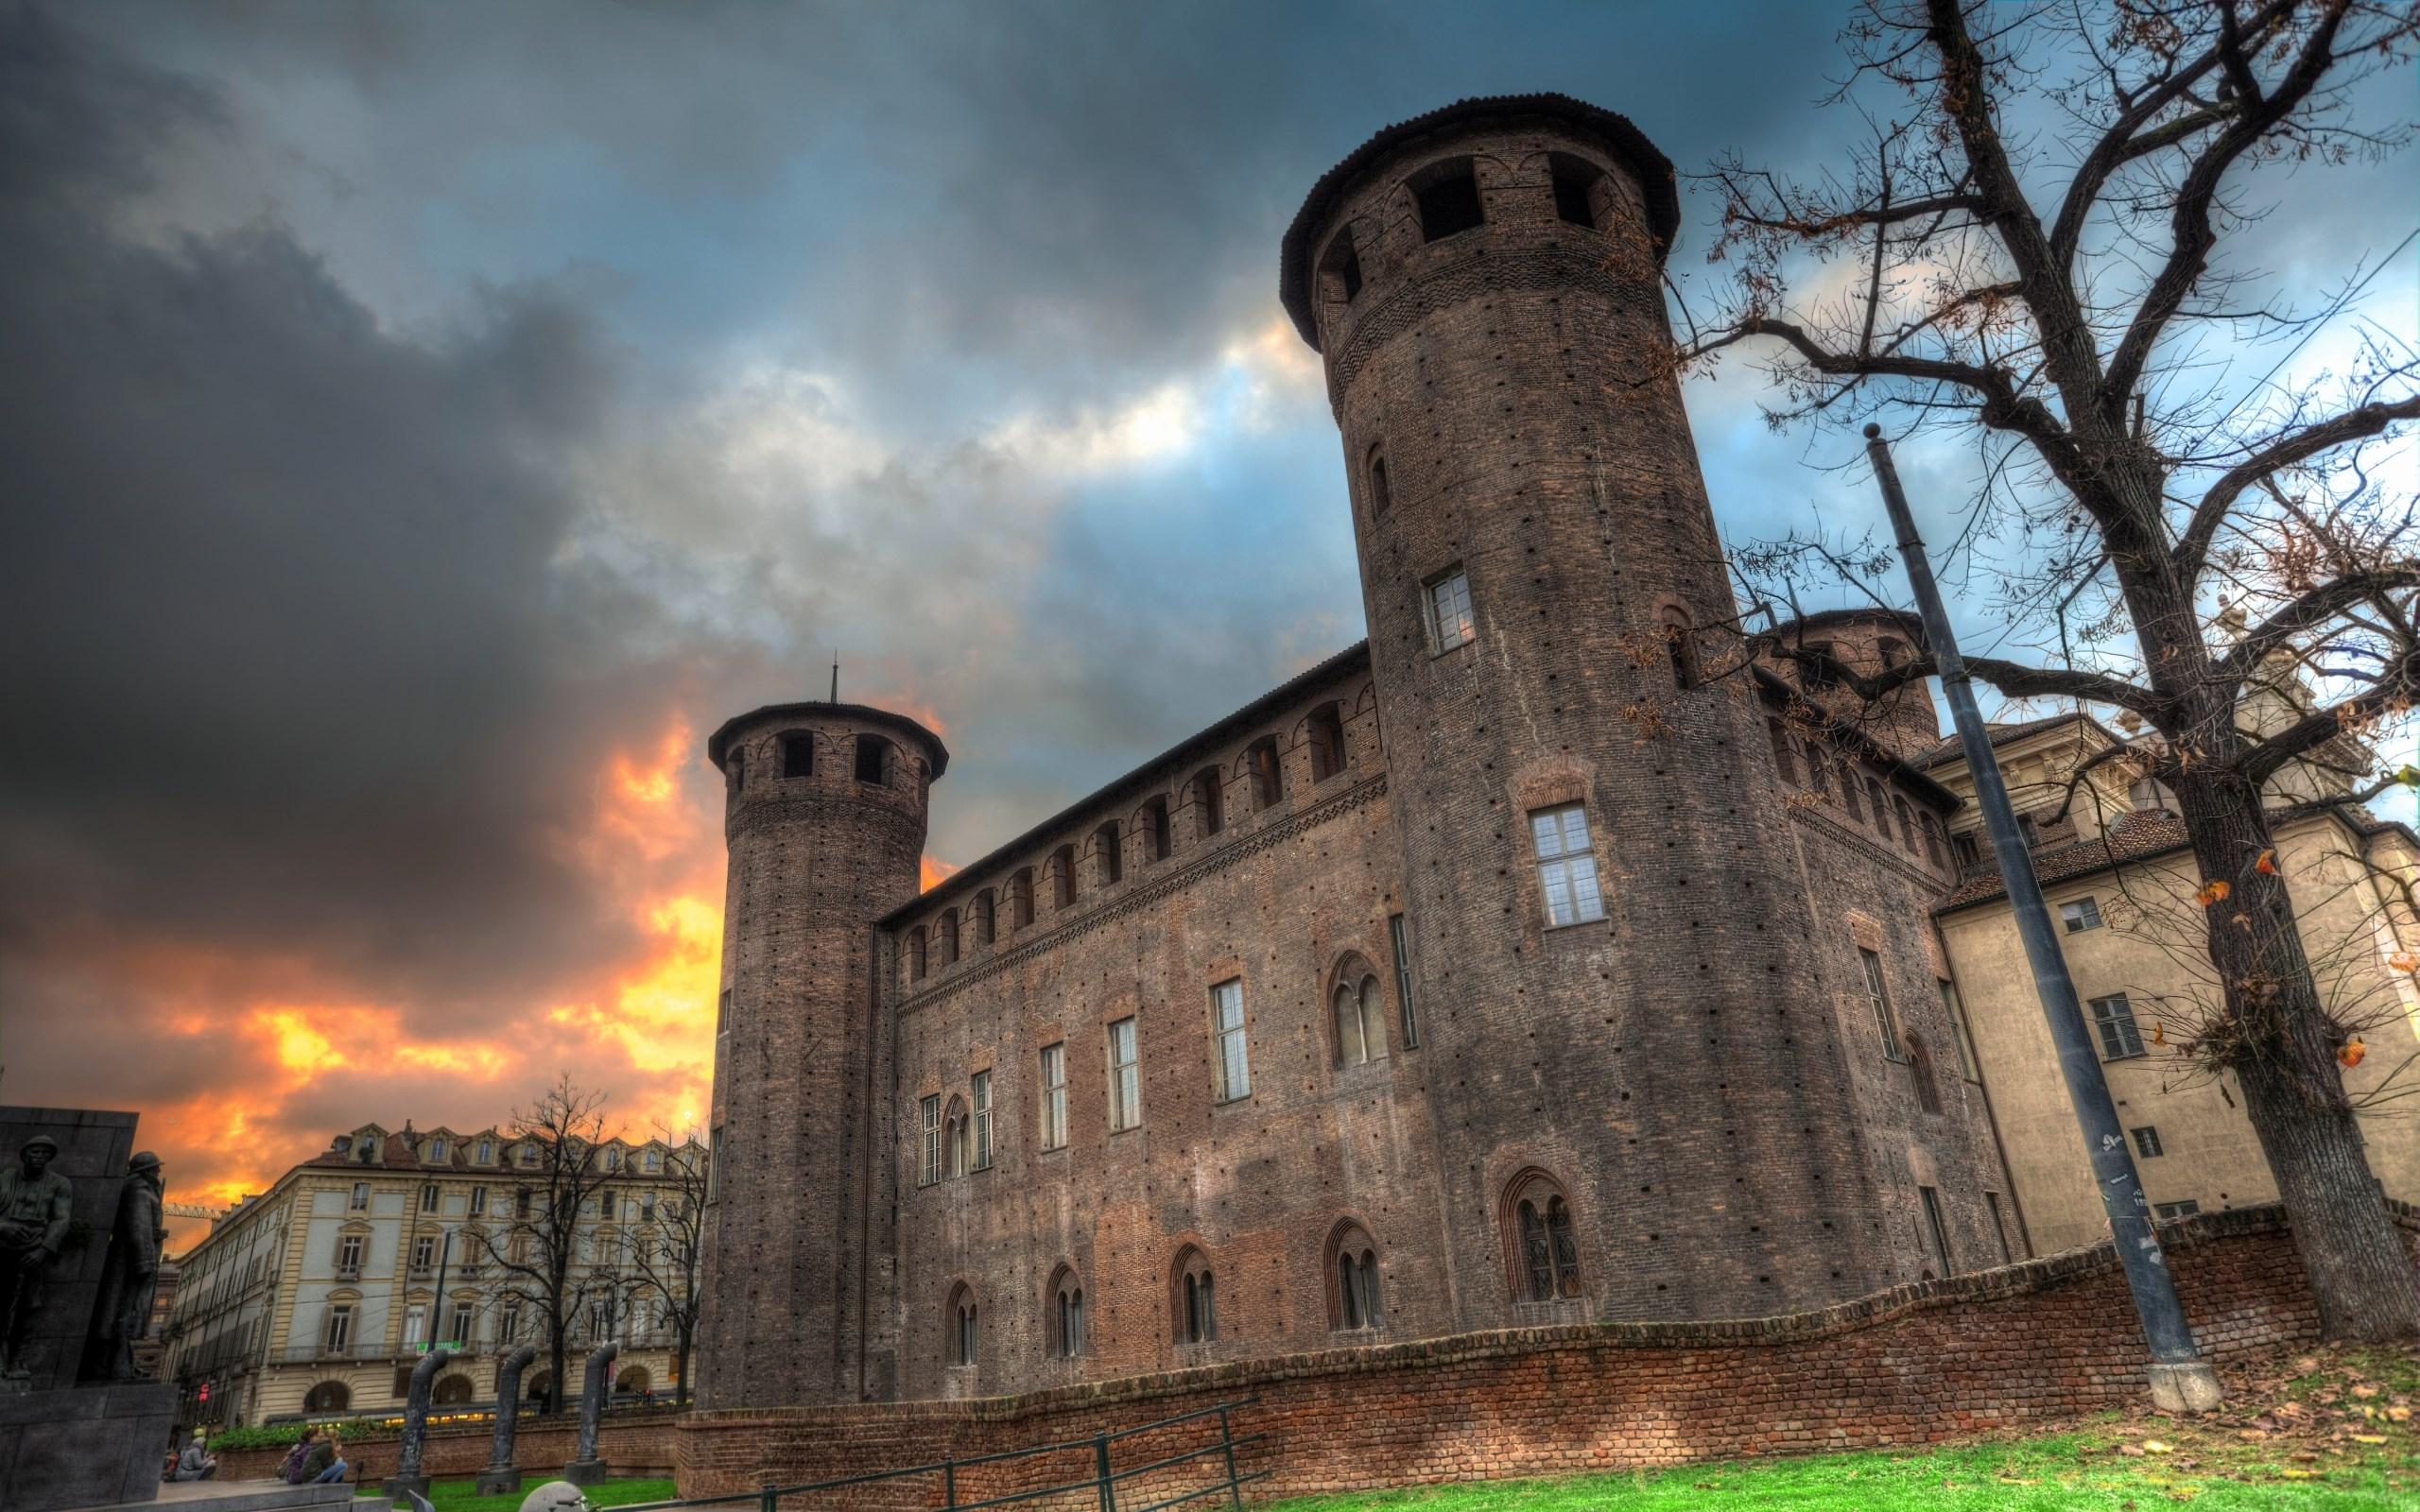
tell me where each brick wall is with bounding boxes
[215,1412,681,1483]
[675,1207,2418,1505]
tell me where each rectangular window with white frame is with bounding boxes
[919,1094,942,1185]
[1939,978,1981,1082]
[2060,897,2103,934]
[1107,1016,1141,1131]
[972,1070,994,1170]
[1530,803,1604,927]
[1389,913,1419,1048]
[1425,566,1475,653]
[1040,1042,1068,1149]
[2154,1198,2201,1219]
[1211,979,1250,1102]
[2089,992,2146,1060]
[1860,948,1904,1060]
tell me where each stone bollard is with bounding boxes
[383,1347,455,1503]
[475,1344,543,1496]
[561,1342,618,1486]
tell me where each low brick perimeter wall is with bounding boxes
[676,1205,2420,1506]
[215,1413,679,1483]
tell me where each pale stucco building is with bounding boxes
[162,1121,704,1428]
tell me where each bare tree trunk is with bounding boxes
[674,1331,691,1409]
[2173,765,2420,1340]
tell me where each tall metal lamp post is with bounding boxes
[1863,422,2222,1413]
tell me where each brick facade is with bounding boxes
[214,1413,681,1483]
[698,95,2021,1411]
[675,1208,2418,1504]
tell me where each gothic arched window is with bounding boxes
[946,1282,977,1366]
[1046,1264,1086,1360]
[1333,971,1386,1067]
[1327,1223,1384,1332]
[1173,1246,1217,1345]
[1506,1173,1582,1303]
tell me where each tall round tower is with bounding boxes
[694,701,945,1407]
[1283,95,1893,1322]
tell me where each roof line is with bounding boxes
[883,641,1373,925]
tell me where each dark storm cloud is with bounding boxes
[0,4,658,1009]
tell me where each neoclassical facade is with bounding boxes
[694,95,2021,1410]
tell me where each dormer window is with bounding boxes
[603,1146,622,1172]
[426,1138,448,1164]
[1413,159,1484,242]
[475,1140,493,1164]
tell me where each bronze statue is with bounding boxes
[87,1151,164,1380]
[0,1134,74,1380]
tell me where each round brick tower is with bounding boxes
[1282,95,1893,1322]
[694,701,945,1407]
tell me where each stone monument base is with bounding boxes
[562,1459,609,1486]
[0,1381,175,1512]
[472,1467,524,1496]
[378,1474,431,1503]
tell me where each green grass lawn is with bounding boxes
[358,1477,674,1512]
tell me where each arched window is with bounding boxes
[1506,1173,1582,1303]
[1876,636,1910,670]
[1245,736,1284,810]
[303,1381,350,1415]
[939,908,959,966]
[728,748,746,793]
[781,730,814,780]
[1094,820,1122,886]
[1893,796,1920,855]
[1010,868,1035,930]
[1806,745,1831,796]
[1191,766,1225,838]
[1046,1264,1086,1360]
[614,1366,650,1396]
[908,927,928,981]
[1306,704,1347,783]
[1919,813,1947,868]
[855,733,890,786]
[1411,156,1484,242]
[1327,1223,1384,1332]
[1333,971,1386,1067]
[943,1096,969,1178]
[1320,229,1363,305]
[946,1283,977,1366]
[1767,718,1797,785]
[1173,1246,1217,1345]
[1838,761,1863,821]
[1909,1036,1944,1116]
[1661,604,1699,689]
[1548,152,1604,228]
[1139,797,1170,862]
[972,889,995,946]
[1051,844,1078,908]
[1802,640,1841,689]
[1366,446,1392,519]
[1865,777,1893,834]
[433,1373,475,1405]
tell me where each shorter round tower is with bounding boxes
[1768,609,1944,765]
[694,700,945,1408]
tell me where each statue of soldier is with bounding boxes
[88,1152,165,1381]
[0,1134,75,1381]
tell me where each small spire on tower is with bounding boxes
[830,652,839,703]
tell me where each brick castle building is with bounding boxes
[692,95,2022,1409]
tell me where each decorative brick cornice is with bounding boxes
[1787,806,1951,894]
[895,773,1390,1020]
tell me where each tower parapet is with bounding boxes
[694,700,945,1407]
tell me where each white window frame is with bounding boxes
[2089,992,2147,1060]
[919,1094,942,1186]
[1211,980,1250,1102]
[350,1181,370,1211]
[1860,948,1904,1061]
[1107,1017,1141,1132]
[1424,565,1476,653]
[1939,978,1981,1082]
[1040,1043,1068,1150]
[2060,897,2103,934]
[1530,803,1604,927]
[972,1071,994,1170]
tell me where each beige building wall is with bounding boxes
[164,1123,704,1428]
[1938,800,2420,1255]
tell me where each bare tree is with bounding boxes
[1685,0,2420,1337]
[475,1076,624,1414]
[623,1127,709,1406]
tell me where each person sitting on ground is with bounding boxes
[173,1431,218,1481]
[301,1426,348,1485]
[277,1427,320,1485]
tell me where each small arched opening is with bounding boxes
[1503,1170,1582,1304]
[1171,1246,1217,1345]
[1326,1221,1385,1332]
[302,1381,350,1415]
[1046,1263,1086,1360]
[946,1282,977,1367]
